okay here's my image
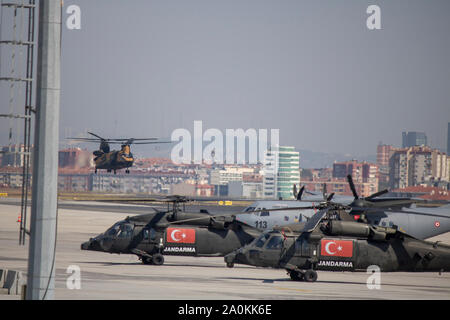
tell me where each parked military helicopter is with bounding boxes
[238,175,450,239]
[68,132,170,174]
[80,195,332,265]
[81,196,259,265]
[224,205,450,282]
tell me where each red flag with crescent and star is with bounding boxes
[166,228,196,244]
[320,239,353,257]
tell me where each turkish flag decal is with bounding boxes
[320,239,353,257]
[166,228,196,244]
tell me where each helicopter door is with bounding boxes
[141,227,159,251]
[142,228,157,243]
[294,238,316,257]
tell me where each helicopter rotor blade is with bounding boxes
[88,132,106,140]
[127,138,159,141]
[297,186,305,201]
[302,208,329,233]
[106,138,160,142]
[164,205,325,225]
[74,132,167,144]
[327,193,335,202]
[347,174,359,200]
[132,141,173,145]
[68,139,172,145]
[322,184,328,202]
[365,189,389,201]
[66,138,103,142]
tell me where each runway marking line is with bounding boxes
[274,287,311,293]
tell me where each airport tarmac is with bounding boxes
[1,202,450,300]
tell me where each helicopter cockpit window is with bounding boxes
[260,208,270,217]
[244,207,256,213]
[143,228,156,241]
[105,221,123,237]
[265,235,283,249]
[254,233,271,248]
[117,223,134,238]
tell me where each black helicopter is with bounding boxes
[224,205,450,282]
[68,132,170,174]
[81,196,262,265]
[80,195,330,265]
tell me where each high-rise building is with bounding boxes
[389,146,449,189]
[376,144,398,190]
[263,146,300,199]
[332,160,379,196]
[377,144,393,168]
[402,131,427,148]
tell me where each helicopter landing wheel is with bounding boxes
[303,269,318,282]
[289,271,304,281]
[226,262,234,268]
[152,253,164,265]
[125,169,130,174]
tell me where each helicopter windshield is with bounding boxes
[254,233,271,248]
[265,234,283,249]
[260,208,270,217]
[104,220,134,238]
[105,221,124,237]
[117,223,134,238]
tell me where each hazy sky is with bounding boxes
[1,1,449,159]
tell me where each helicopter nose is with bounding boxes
[81,239,95,251]
[81,241,90,250]
[81,237,105,252]
[224,252,237,265]
[225,248,251,266]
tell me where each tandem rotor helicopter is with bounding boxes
[68,132,170,174]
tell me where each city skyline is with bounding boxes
[1,1,450,160]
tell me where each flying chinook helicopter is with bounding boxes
[67,132,170,174]
[224,205,450,282]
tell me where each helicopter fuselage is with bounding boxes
[225,220,450,281]
[81,210,258,264]
[93,149,134,171]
